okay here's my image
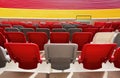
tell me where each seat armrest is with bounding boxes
[39,59,42,63]
[78,56,83,63]
[103,57,108,63]
[109,56,114,63]
[6,55,11,62]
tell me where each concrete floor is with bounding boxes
[0,61,120,78]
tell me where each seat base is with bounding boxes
[83,62,102,70]
[19,62,37,69]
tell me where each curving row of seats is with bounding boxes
[0,31,120,70]
[2,42,120,70]
[0,27,116,40]
[0,22,117,32]
[1,21,120,31]
[0,21,120,71]
[1,31,120,51]
[94,22,120,30]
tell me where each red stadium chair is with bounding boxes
[94,22,106,28]
[36,28,50,39]
[72,32,93,51]
[0,28,5,35]
[50,32,70,43]
[109,48,120,68]
[83,28,99,36]
[78,44,116,70]
[50,24,62,31]
[0,24,12,30]
[5,43,42,69]
[99,28,114,32]
[5,32,26,43]
[27,32,48,50]
[0,32,7,48]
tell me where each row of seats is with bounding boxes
[2,43,120,70]
[4,28,82,39]
[1,25,114,33]
[0,21,120,70]
[94,22,120,30]
[3,27,115,41]
[0,27,116,39]
[0,22,118,39]
[0,23,116,30]
[0,22,117,33]
[1,31,120,51]
[1,21,120,30]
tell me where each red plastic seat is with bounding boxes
[94,22,106,28]
[103,23,112,28]
[0,24,12,30]
[50,32,70,43]
[99,28,114,32]
[5,32,26,43]
[27,32,48,50]
[78,44,116,70]
[0,28,5,35]
[77,25,88,31]
[50,24,62,31]
[5,43,42,69]
[111,22,120,30]
[1,21,11,24]
[72,32,93,51]
[0,32,6,48]
[83,28,99,36]
[109,48,120,68]
[39,24,49,29]
[23,24,36,31]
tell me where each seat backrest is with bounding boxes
[50,24,62,31]
[94,22,106,28]
[20,28,34,40]
[79,44,116,69]
[112,48,120,68]
[113,32,120,47]
[83,28,99,36]
[72,32,93,51]
[50,32,70,43]
[5,43,42,69]
[62,23,76,31]
[52,28,67,32]
[0,28,5,35]
[45,43,78,70]
[0,32,6,48]
[0,24,12,29]
[12,25,24,29]
[0,46,9,68]
[36,28,50,38]
[20,28,34,35]
[92,32,116,44]
[5,28,19,32]
[27,32,48,50]
[68,28,82,41]
[5,32,26,43]
[99,28,114,32]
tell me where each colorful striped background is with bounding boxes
[0,0,120,18]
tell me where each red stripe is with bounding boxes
[0,0,120,9]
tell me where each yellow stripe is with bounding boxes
[0,8,120,18]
